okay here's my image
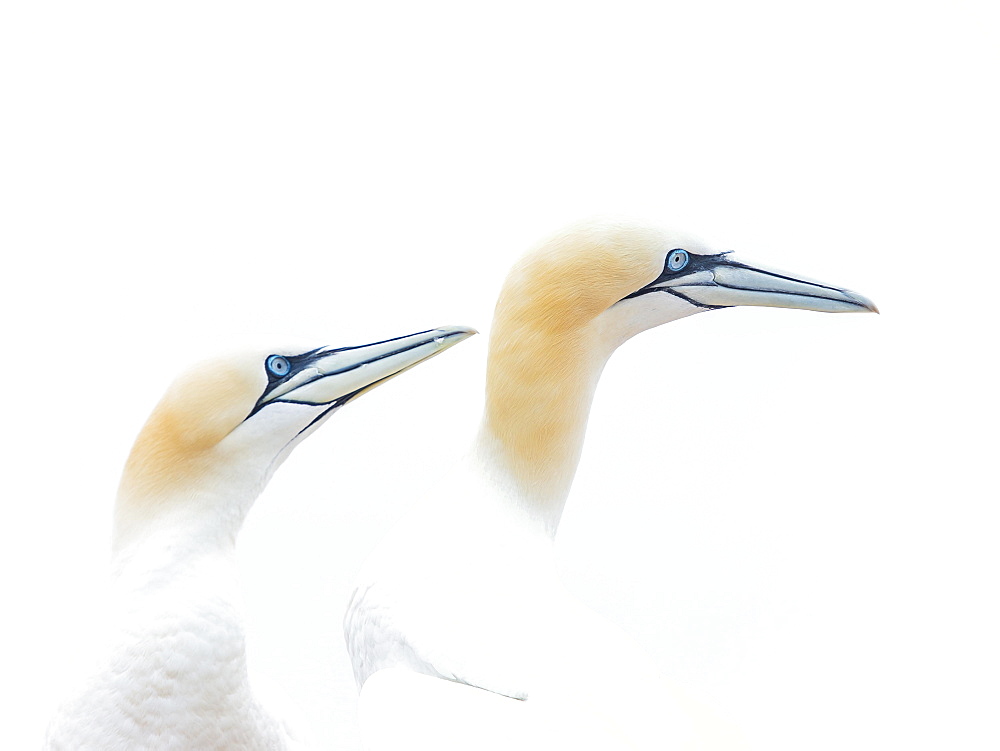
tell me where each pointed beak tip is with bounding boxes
[849,293,879,314]
[438,325,479,340]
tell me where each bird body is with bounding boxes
[347,401,707,749]
[346,220,876,749]
[46,327,474,751]
[48,541,293,750]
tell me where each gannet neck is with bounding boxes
[111,486,252,578]
[113,442,268,556]
[477,222,664,535]
[479,322,611,536]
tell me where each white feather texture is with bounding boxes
[46,543,301,751]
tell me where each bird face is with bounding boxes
[119,327,475,505]
[494,220,875,356]
[553,221,879,347]
[618,245,877,314]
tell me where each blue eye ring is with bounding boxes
[266,355,291,378]
[667,249,689,272]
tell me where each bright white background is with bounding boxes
[1,2,996,748]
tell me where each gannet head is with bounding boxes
[494,219,877,355]
[483,220,876,521]
[114,326,475,549]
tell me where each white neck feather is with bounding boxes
[112,460,266,554]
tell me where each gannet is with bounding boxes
[45,326,475,751]
[345,220,877,750]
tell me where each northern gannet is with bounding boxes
[345,220,877,749]
[45,326,475,751]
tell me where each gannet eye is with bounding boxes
[667,249,689,272]
[266,355,290,378]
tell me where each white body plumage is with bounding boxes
[47,532,296,750]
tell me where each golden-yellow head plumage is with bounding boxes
[493,220,669,335]
[484,220,678,500]
[118,352,267,510]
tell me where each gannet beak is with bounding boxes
[648,254,878,313]
[259,326,477,408]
